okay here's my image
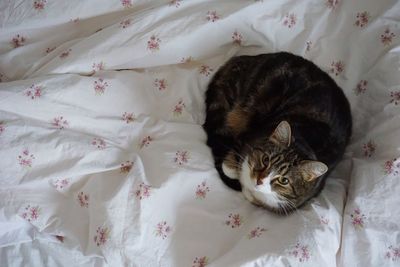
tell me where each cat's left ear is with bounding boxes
[299,161,328,182]
[269,121,291,147]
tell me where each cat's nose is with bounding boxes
[256,178,263,185]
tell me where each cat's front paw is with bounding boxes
[222,162,239,180]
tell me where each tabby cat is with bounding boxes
[203,52,352,214]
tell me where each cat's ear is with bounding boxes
[299,161,328,182]
[269,121,291,147]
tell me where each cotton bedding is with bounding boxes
[0,0,399,266]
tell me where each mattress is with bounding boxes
[0,0,399,266]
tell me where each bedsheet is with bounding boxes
[0,0,399,266]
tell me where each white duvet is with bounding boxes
[0,0,399,266]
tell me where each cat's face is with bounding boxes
[238,121,328,214]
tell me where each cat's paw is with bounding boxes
[222,162,239,179]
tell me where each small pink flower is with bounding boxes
[51,116,69,129]
[326,0,340,9]
[199,65,213,77]
[225,213,243,228]
[135,182,152,200]
[24,84,43,100]
[120,19,132,29]
[363,140,376,157]
[306,41,312,52]
[192,256,209,267]
[206,11,220,22]
[45,47,56,54]
[350,208,366,229]
[54,178,70,190]
[0,122,5,135]
[33,0,47,10]
[59,49,71,59]
[355,11,370,28]
[77,192,89,208]
[94,226,110,246]
[354,80,368,95]
[195,181,210,199]
[11,34,26,48]
[232,30,243,45]
[93,78,109,95]
[18,149,35,168]
[181,56,194,64]
[92,137,106,150]
[139,136,153,149]
[380,28,396,46]
[383,158,400,175]
[329,60,345,76]
[147,35,161,52]
[20,205,41,222]
[248,227,267,239]
[174,150,190,165]
[120,161,134,173]
[122,112,135,123]
[390,90,400,105]
[155,221,172,239]
[173,100,186,116]
[320,216,329,225]
[283,13,296,28]
[92,61,105,72]
[386,245,400,261]
[169,0,182,8]
[121,0,132,8]
[154,78,167,91]
[290,242,311,262]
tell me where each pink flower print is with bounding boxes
[51,116,69,129]
[92,61,105,72]
[363,140,376,157]
[135,182,151,200]
[54,178,70,190]
[155,221,172,239]
[290,242,311,262]
[120,19,132,29]
[77,192,89,208]
[380,28,396,46]
[154,78,167,91]
[283,13,296,28]
[11,34,26,48]
[120,161,134,173]
[59,49,71,59]
[354,80,368,95]
[139,136,153,149]
[329,60,345,76]
[355,11,370,28]
[24,84,43,100]
[181,56,194,64]
[45,46,56,54]
[20,205,41,222]
[390,90,400,105]
[232,30,243,46]
[248,227,267,239]
[206,11,220,22]
[350,208,366,229]
[382,158,399,175]
[169,0,182,8]
[93,78,109,95]
[33,0,47,10]
[199,65,213,77]
[320,216,329,225]
[174,150,189,165]
[195,181,210,199]
[173,100,186,116]
[326,0,340,9]
[386,246,400,261]
[0,122,4,135]
[18,149,35,168]
[121,0,133,8]
[192,256,209,267]
[306,41,312,52]
[225,213,243,229]
[94,226,110,246]
[147,35,161,52]
[122,112,135,123]
[92,137,106,150]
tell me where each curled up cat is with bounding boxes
[203,52,352,215]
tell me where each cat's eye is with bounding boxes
[278,177,290,185]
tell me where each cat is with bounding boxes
[203,52,352,215]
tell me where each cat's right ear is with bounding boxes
[269,121,291,147]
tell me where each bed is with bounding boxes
[0,0,399,266]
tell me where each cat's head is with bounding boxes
[239,121,328,214]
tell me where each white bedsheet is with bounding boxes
[0,1,399,266]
